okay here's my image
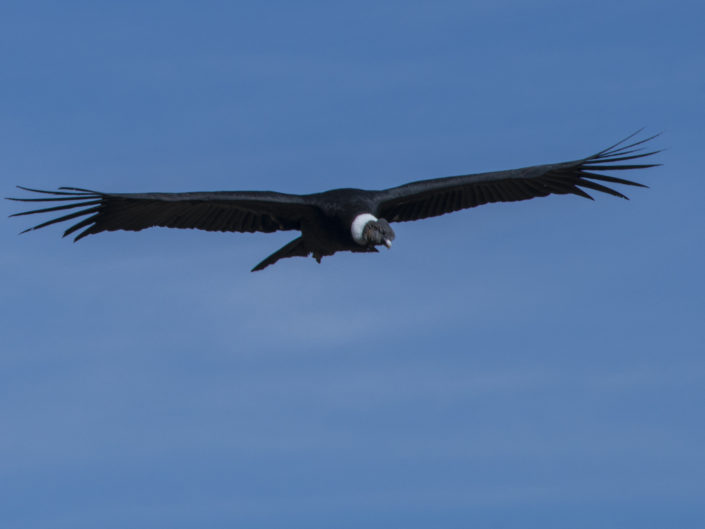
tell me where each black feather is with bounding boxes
[8,131,660,270]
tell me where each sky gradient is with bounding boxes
[2,1,704,528]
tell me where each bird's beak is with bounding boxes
[383,239,392,249]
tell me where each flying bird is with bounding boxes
[8,132,660,271]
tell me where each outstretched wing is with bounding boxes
[374,132,660,223]
[8,188,315,240]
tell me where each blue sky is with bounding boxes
[2,1,704,527]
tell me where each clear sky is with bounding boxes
[2,1,704,528]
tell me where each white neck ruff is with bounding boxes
[351,213,378,245]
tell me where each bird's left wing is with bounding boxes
[8,188,315,240]
[373,132,660,223]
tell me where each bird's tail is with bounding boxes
[251,237,309,272]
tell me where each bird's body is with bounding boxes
[8,132,660,271]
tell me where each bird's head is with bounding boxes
[351,213,395,249]
[364,217,395,248]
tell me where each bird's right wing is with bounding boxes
[8,187,316,240]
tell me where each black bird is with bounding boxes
[8,132,660,271]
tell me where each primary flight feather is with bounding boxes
[8,132,660,271]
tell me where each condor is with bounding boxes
[9,132,659,271]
